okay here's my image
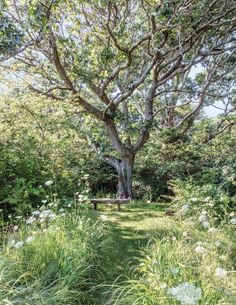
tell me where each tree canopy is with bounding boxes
[1,0,236,197]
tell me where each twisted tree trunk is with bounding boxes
[117,156,134,199]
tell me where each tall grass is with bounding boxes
[107,217,236,305]
[0,212,108,305]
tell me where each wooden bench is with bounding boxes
[90,198,130,211]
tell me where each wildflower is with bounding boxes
[181,204,189,213]
[41,200,47,204]
[208,203,214,207]
[39,210,52,218]
[198,215,207,222]
[208,227,217,233]
[49,213,56,220]
[8,239,16,247]
[201,210,208,215]
[214,241,221,247]
[229,218,236,225]
[59,208,64,213]
[26,236,35,244]
[195,246,207,254]
[13,225,18,231]
[147,200,151,204]
[219,255,227,261]
[15,216,23,219]
[170,267,180,275]
[202,221,210,229]
[32,210,41,216]
[168,282,202,305]
[67,203,72,208]
[14,241,24,249]
[26,217,36,225]
[183,231,188,237]
[191,197,198,202]
[204,197,211,202]
[39,218,45,223]
[160,282,167,289]
[229,212,235,217]
[45,180,53,186]
[215,267,227,278]
[61,213,66,217]
[100,214,108,221]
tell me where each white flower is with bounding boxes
[60,213,66,217]
[59,208,64,213]
[32,210,41,216]
[183,231,188,237]
[146,200,151,204]
[168,282,202,305]
[198,215,207,222]
[14,241,24,249]
[191,197,198,202]
[208,227,217,233]
[39,218,45,223]
[170,267,180,275]
[181,204,189,213]
[41,200,47,204]
[229,218,236,225]
[39,210,52,218]
[49,213,56,220]
[195,246,207,254]
[45,180,53,186]
[67,203,72,208]
[15,216,23,219]
[219,255,227,261]
[204,197,211,202]
[26,236,35,244]
[201,210,208,215]
[13,225,18,231]
[202,221,210,229]
[215,267,227,278]
[100,214,108,221]
[229,212,235,217]
[8,239,16,247]
[160,282,167,289]
[26,217,36,225]
[214,241,221,247]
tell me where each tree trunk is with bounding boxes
[116,156,134,199]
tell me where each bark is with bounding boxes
[116,155,134,199]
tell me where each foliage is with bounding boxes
[1,0,235,198]
[0,95,116,217]
[108,208,236,305]
[134,121,236,200]
[0,208,108,305]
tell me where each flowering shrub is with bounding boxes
[170,179,235,222]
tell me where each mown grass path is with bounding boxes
[85,205,173,304]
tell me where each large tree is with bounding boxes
[1,0,236,198]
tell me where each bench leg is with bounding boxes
[94,202,97,210]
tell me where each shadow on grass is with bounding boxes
[82,207,178,304]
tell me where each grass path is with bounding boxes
[85,205,175,303]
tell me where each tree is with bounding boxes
[1,0,236,198]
